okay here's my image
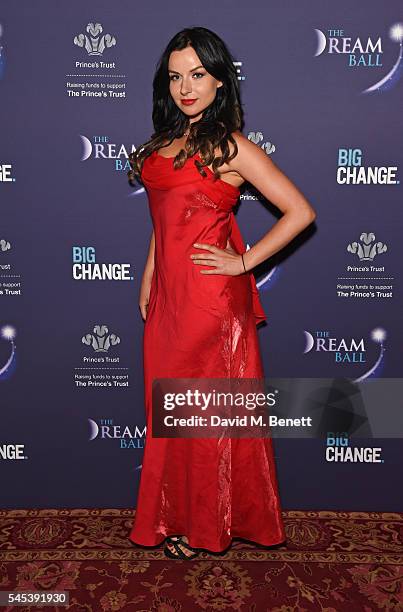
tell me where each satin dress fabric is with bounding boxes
[129,150,285,552]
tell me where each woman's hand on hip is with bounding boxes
[190,241,245,276]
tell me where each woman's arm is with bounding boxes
[191,132,317,277]
[144,229,155,280]
[229,131,316,272]
[139,230,155,320]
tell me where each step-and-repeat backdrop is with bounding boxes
[1,2,402,510]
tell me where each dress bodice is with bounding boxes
[140,149,266,326]
[141,150,240,210]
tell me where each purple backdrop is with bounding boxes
[1,1,402,511]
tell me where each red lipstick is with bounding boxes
[181,99,197,105]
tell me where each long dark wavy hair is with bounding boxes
[127,26,244,186]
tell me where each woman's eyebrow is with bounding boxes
[168,65,204,74]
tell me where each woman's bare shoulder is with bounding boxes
[212,131,255,161]
[209,131,253,173]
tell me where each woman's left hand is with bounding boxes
[190,240,245,276]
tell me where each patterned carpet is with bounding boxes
[0,509,402,611]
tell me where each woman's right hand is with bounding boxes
[139,272,153,321]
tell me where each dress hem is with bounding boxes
[129,531,287,554]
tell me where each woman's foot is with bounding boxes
[164,535,200,559]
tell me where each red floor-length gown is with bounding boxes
[129,148,285,552]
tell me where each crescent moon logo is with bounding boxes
[80,135,93,161]
[88,418,99,440]
[303,331,315,353]
[314,29,327,56]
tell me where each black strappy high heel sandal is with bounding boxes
[164,536,200,560]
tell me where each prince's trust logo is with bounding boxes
[82,325,121,353]
[0,238,11,252]
[347,233,387,263]
[75,322,128,389]
[0,240,22,297]
[243,131,276,204]
[336,232,393,301]
[247,131,276,155]
[68,22,125,101]
[74,22,116,57]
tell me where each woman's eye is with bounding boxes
[169,72,205,80]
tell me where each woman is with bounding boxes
[128,26,316,560]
